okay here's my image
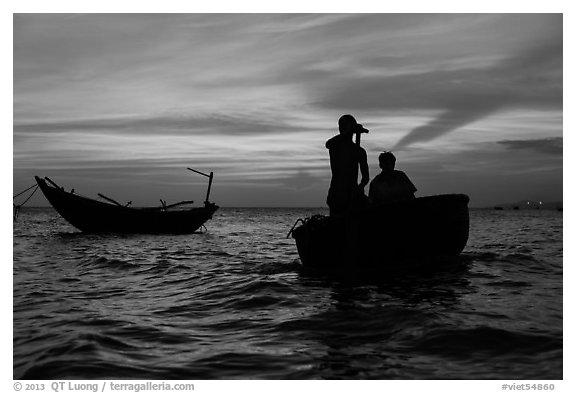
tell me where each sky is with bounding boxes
[13,13,563,207]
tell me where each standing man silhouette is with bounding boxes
[326,114,370,216]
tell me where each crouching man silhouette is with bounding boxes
[369,151,416,205]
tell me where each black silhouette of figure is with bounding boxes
[369,151,416,205]
[326,115,369,216]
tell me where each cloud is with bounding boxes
[498,137,562,156]
[276,169,326,191]
[13,112,317,137]
[309,37,562,149]
[14,14,562,149]
[12,14,564,207]
[395,41,562,149]
[393,102,505,149]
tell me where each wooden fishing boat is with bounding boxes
[290,194,470,269]
[35,171,218,234]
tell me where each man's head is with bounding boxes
[339,114,369,137]
[338,114,358,135]
[338,115,359,134]
[379,151,396,171]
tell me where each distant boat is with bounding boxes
[290,194,469,269]
[35,174,218,234]
[513,206,519,210]
[494,206,504,210]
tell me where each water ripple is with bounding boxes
[13,208,562,379]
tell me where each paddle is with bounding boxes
[354,123,369,146]
[97,193,131,207]
[355,123,370,197]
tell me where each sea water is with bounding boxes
[13,207,562,379]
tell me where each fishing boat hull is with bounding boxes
[291,194,470,269]
[35,176,218,234]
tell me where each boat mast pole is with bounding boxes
[187,168,214,204]
[205,172,214,204]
